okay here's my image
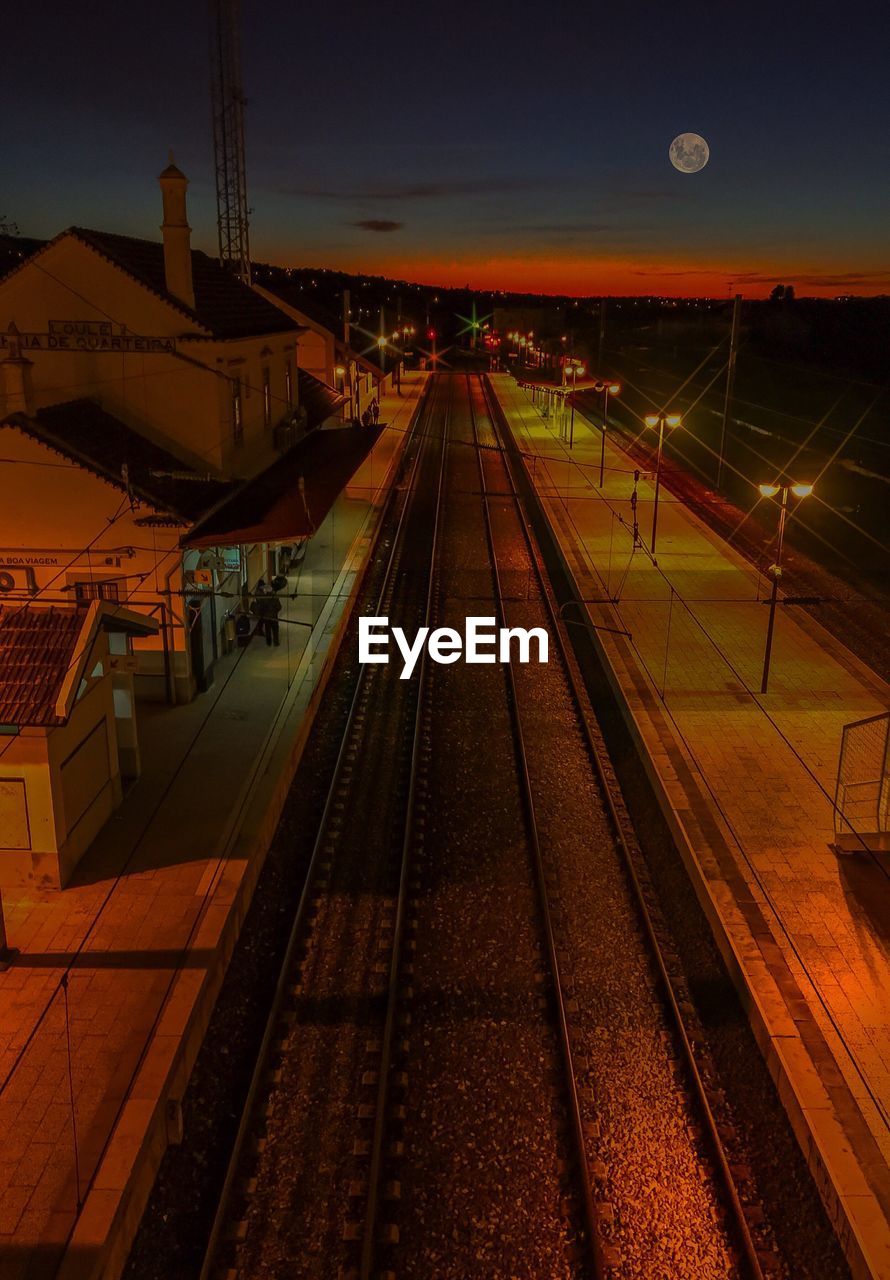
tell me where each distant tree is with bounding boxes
[770,283,795,302]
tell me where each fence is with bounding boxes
[833,711,890,851]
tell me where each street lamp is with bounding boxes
[757,481,813,693]
[567,362,586,449]
[595,382,621,487]
[643,411,682,555]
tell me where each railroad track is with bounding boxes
[198,375,450,1280]
[472,371,780,1277]
[198,370,781,1280]
[466,373,604,1277]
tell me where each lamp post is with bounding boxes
[335,364,346,420]
[596,382,621,487]
[758,481,813,693]
[567,361,586,449]
[644,411,682,555]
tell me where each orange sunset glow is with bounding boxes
[265,251,890,299]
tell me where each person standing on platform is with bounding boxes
[250,579,275,645]
[264,589,282,646]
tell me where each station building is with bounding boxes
[0,164,355,701]
[0,599,158,887]
[0,163,397,885]
[254,276,400,425]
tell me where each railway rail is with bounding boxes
[197,371,786,1280]
[198,374,450,1280]
[472,371,779,1276]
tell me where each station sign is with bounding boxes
[0,320,176,355]
[0,553,61,566]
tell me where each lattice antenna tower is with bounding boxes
[210,0,251,284]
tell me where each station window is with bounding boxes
[232,376,243,444]
[74,580,120,605]
[263,366,272,427]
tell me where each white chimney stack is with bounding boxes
[159,155,195,311]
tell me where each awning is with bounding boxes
[516,378,606,393]
[183,424,383,549]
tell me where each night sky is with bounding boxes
[7,0,889,296]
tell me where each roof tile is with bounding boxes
[69,229,298,340]
[6,399,234,521]
[0,606,84,727]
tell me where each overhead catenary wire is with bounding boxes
[491,373,890,1141]
[599,335,889,556]
[590,351,890,565]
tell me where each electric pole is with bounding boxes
[717,293,741,488]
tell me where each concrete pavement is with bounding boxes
[489,372,890,1280]
[0,373,427,1280]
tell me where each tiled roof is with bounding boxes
[6,399,235,522]
[68,229,299,340]
[0,605,83,727]
[296,368,345,430]
[186,422,379,549]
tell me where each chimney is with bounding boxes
[1,323,35,416]
[159,154,195,311]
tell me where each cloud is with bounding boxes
[284,177,549,201]
[733,269,890,287]
[622,189,686,201]
[484,222,637,235]
[628,266,890,289]
[349,219,404,233]
[481,222,656,237]
[631,267,716,276]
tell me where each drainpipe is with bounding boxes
[163,560,182,705]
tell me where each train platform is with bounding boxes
[0,373,427,1280]
[488,372,890,1280]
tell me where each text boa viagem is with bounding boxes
[359,616,548,680]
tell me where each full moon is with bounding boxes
[669,133,710,173]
